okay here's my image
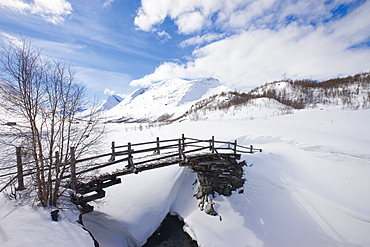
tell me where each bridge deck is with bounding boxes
[71,152,243,211]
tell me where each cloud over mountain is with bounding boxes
[132,0,370,91]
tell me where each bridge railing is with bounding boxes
[0,134,262,192]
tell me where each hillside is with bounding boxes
[105,77,228,123]
[249,72,370,109]
[96,95,123,112]
[177,72,370,122]
[101,72,370,124]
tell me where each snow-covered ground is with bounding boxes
[0,195,95,246]
[1,105,369,246]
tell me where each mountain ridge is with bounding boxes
[181,71,370,120]
[100,72,370,123]
[96,94,123,112]
[105,77,228,123]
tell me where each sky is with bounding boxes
[0,0,370,100]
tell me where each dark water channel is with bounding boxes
[142,214,198,247]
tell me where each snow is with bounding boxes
[1,104,370,246]
[85,165,187,246]
[0,195,94,246]
[96,95,123,112]
[82,106,370,247]
[105,77,227,122]
[187,97,294,121]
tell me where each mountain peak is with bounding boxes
[106,77,227,122]
[97,94,123,112]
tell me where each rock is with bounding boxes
[205,202,217,216]
[185,155,247,215]
[51,210,59,221]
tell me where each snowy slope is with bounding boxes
[169,108,370,247]
[77,106,370,247]
[96,95,123,112]
[186,97,294,121]
[105,78,228,122]
[250,77,370,109]
[0,194,95,246]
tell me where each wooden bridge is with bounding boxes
[68,135,262,212]
[0,135,262,212]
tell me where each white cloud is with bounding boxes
[103,88,127,99]
[0,0,30,12]
[134,0,222,34]
[226,0,276,29]
[103,88,116,95]
[329,1,370,46]
[134,0,170,31]
[0,32,23,46]
[179,33,225,47]
[175,11,205,34]
[103,0,115,8]
[131,1,370,90]
[134,0,275,33]
[130,62,190,87]
[157,30,172,42]
[134,0,367,35]
[0,0,72,24]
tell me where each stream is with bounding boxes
[142,214,198,247]
[82,212,197,247]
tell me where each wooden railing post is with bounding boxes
[178,139,185,160]
[109,141,116,161]
[181,134,186,151]
[70,147,76,191]
[127,142,134,168]
[234,140,237,156]
[156,137,160,154]
[210,136,215,153]
[16,147,24,191]
[250,145,253,153]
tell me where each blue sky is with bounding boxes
[1,0,370,100]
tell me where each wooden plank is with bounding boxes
[75,152,112,163]
[71,190,106,204]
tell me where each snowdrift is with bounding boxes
[0,195,94,246]
[80,106,370,247]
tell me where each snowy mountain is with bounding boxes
[178,72,370,122]
[105,77,228,123]
[103,72,370,124]
[249,72,370,109]
[96,94,123,112]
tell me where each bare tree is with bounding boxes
[0,37,104,207]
